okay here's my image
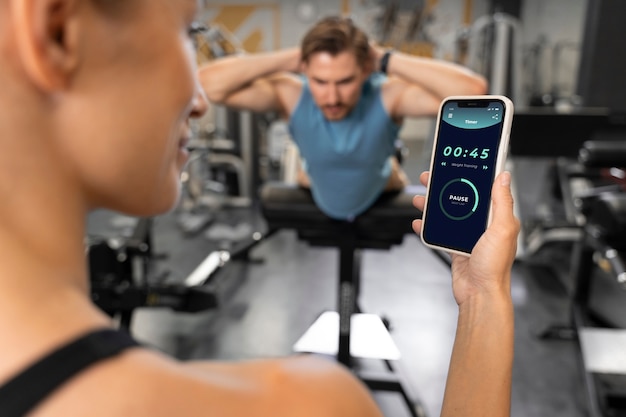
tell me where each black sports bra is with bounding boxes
[0,329,140,417]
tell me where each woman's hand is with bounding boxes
[412,171,520,306]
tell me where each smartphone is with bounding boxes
[420,95,514,256]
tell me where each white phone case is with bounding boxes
[420,95,514,256]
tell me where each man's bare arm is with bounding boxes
[377,48,488,118]
[198,48,302,114]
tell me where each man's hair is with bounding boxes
[300,16,370,68]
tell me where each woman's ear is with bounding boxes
[11,0,80,91]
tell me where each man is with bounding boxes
[200,16,487,220]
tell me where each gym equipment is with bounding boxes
[177,105,272,237]
[176,23,263,238]
[508,1,626,256]
[192,22,267,205]
[260,182,427,417]
[510,109,614,159]
[464,13,523,104]
[541,140,626,417]
[177,130,226,236]
[508,109,626,257]
[576,0,626,115]
[524,37,580,109]
[88,218,223,329]
[88,208,270,330]
[519,0,626,259]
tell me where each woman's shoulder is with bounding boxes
[26,347,219,417]
[31,348,381,417]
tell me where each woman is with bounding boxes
[0,1,519,416]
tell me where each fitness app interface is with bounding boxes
[423,100,506,253]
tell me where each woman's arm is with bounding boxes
[413,171,519,417]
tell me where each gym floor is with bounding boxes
[88,141,590,417]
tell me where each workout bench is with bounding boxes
[260,182,427,417]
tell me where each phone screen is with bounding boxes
[422,98,509,254]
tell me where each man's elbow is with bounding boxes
[467,74,489,96]
[198,68,227,105]
[204,90,228,106]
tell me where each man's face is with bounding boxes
[303,51,370,121]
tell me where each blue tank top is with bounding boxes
[288,74,401,220]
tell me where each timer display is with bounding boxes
[442,146,489,159]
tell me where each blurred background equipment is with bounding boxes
[576,0,626,117]
[464,12,523,103]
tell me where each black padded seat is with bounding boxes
[260,182,420,249]
[579,140,626,168]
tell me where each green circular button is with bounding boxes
[438,178,480,221]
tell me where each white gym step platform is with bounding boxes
[580,327,626,374]
[293,311,401,360]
